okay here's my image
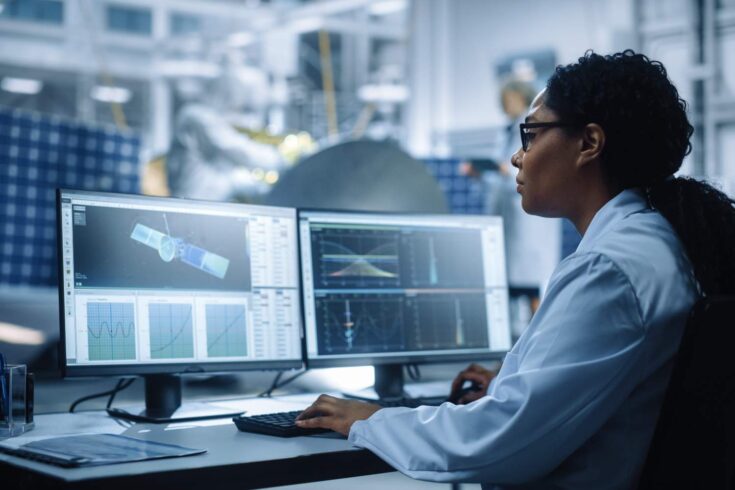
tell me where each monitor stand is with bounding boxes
[106,374,243,424]
[344,364,407,402]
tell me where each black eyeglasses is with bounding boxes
[519,122,581,152]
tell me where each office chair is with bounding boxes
[638,296,735,489]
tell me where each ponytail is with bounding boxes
[649,177,735,296]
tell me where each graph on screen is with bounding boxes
[404,230,484,288]
[314,229,400,288]
[406,293,489,350]
[87,302,136,361]
[148,303,194,359]
[317,295,405,354]
[205,304,248,357]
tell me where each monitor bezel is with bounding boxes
[56,188,303,378]
[296,208,510,369]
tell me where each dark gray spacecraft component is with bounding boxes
[264,140,448,213]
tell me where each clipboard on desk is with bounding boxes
[0,433,206,467]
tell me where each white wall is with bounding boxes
[406,0,637,156]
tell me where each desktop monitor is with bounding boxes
[298,210,512,399]
[57,189,302,421]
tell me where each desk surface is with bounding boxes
[0,395,394,489]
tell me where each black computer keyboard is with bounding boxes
[233,397,447,438]
[233,410,331,437]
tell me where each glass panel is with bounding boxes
[0,0,63,24]
[106,4,152,35]
[170,12,201,35]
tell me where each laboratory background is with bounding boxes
[0,0,733,488]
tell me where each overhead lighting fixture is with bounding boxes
[1,77,44,95]
[159,60,220,78]
[91,85,132,104]
[358,83,409,103]
[0,322,46,346]
[289,16,324,34]
[368,0,407,16]
[229,32,256,47]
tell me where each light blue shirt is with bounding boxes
[348,189,700,489]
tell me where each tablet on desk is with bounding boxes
[0,433,206,467]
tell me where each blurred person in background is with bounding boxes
[462,78,560,302]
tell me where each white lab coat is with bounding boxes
[348,189,700,489]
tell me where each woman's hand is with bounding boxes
[449,363,497,404]
[295,395,381,436]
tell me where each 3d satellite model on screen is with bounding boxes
[130,215,230,279]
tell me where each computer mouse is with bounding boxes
[447,381,482,404]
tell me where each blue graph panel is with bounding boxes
[205,304,247,357]
[87,302,136,361]
[0,107,141,287]
[148,303,194,359]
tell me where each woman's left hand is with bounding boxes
[295,395,381,436]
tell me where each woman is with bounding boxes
[296,51,735,488]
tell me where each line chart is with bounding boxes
[87,302,136,361]
[148,303,194,359]
[205,304,248,357]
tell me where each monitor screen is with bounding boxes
[299,211,511,368]
[58,190,302,376]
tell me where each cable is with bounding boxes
[258,369,309,398]
[69,377,136,413]
[258,371,284,398]
[406,364,421,382]
[107,378,135,409]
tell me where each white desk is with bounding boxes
[0,394,394,489]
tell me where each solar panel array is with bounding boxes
[422,158,486,215]
[0,107,141,286]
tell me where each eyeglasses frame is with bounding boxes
[519,122,583,152]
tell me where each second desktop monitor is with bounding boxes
[299,211,512,368]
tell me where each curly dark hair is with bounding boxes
[545,50,735,296]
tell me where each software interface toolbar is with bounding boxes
[59,191,301,367]
[299,212,512,361]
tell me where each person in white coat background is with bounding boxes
[295,51,735,489]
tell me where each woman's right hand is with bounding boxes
[449,363,496,404]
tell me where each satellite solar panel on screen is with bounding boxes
[0,107,141,286]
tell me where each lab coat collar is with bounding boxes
[575,189,650,254]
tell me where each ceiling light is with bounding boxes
[368,0,407,16]
[1,77,44,95]
[91,85,132,104]
[229,32,256,47]
[159,60,220,78]
[289,16,324,34]
[0,322,46,346]
[358,83,409,103]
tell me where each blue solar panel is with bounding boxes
[0,107,141,286]
[421,158,486,215]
